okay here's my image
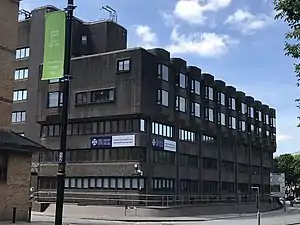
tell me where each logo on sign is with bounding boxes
[152,138,157,146]
[91,138,98,147]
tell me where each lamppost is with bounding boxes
[133,164,143,190]
[134,164,143,176]
[251,186,260,225]
[54,1,75,225]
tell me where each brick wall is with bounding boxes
[0,153,32,221]
[0,0,19,128]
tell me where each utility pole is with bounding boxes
[54,0,75,224]
[251,186,260,225]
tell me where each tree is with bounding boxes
[293,155,300,181]
[274,0,300,122]
[275,154,298,184]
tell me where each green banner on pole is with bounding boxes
[42,11,66,80]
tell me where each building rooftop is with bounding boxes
[72,47,143,61]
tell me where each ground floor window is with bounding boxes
[38,176,145,191]
[180,179,198,193]
[38,177,57,189]
[203,181,218,194]
[152,178,174,192]
[222,182,234,193]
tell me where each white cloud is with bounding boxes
[161,12,178,28]
[277,134,293,142]
[133,25,158,49]
[224,9,273,34]
[166,28,237,57]
[173,0,232,25]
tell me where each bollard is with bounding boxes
[12,207,16,223]
[28,206,32,222]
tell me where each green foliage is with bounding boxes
[274,0,300,125]
[275,153,300,184]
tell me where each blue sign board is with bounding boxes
[91,135,136,149]
[152,138,164,149]
[91,136,112,148]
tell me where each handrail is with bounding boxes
[35,190,271,197]
[34,191,273,207]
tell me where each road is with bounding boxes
[27,205,300,225]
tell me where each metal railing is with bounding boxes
[34,191,273,207]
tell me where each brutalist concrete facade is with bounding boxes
[12,6,276,201]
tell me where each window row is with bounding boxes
[41,120,274,142]
[179,129,196,142]
[203,157,218,170]
[222,182,235,193]
[11,111,26,123]
[39,176,145,190]
[222,161,234,172]
[155,65,274,126]
[203,181,218,194]
[180,154,198,168]
[152,178,174,191]
[14,68,28,80]
[41,118,146,137]
[155,90,275,127]
[204,110,274,136]
[151,122,173,138]
[40,148,146,163]
[152,150,175,165]
[13,89,27,102]
[202,135,215,143]
[75,88,115,105]
[16,47,30,59]
[180,179,198,193]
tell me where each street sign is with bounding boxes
[270,173,285,197]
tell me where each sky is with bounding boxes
[20,0,299,156]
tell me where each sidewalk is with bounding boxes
[29,206,288,222]
[0,206,294,224]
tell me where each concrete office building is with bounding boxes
[12,5,276,203]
